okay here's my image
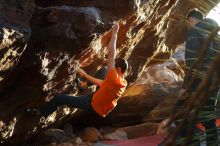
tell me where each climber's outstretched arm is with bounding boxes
[107,22,119,71]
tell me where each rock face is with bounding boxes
[0,0,219,145]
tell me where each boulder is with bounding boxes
[80,127,103,142]
[34,129,68,145]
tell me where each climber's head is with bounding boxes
[115,57,128,75]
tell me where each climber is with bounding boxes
[26,22,128,118]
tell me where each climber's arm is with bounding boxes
[107,22,119,71]
[78,68,103,87]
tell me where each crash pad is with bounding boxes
[103,134,165,146]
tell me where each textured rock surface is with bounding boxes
[34,129,68,145]
[80,127,103,142]
[0,0,35,82]
[0,0,219,145]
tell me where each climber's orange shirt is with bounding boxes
[91,69,127,117]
